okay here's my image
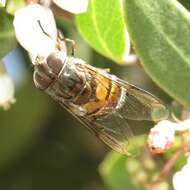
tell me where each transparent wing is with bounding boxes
[85,64,169,122]
[118,85,169,121]
[55,63,169,156]
[59,102,139,156]
[89,112,140,156]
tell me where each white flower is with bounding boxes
[175,119,190,132]
[53,0,88,14]
[39,0,51,8]
[0,0,6,7]
[148,118,190,154]
[0,73,15,110]
[173,156,190,190]
[13,4,58,61]
[147,120,177,154]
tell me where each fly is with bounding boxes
[33,22,169,156]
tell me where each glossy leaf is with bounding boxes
[125,0,190,108]
[0,9,16,59]
[76,0,130,63]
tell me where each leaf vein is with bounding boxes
[91,3,113,57]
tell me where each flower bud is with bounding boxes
[147,120,176,154]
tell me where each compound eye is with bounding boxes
[33,71,52,90]
[46,52,66,75]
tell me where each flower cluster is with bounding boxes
[148,118,190,190]
[0,63,15,110]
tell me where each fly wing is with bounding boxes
[83,63,169,122]
[78,114,138,156]
[58,102,138,156]
[118,85,169,121]
[52,62,169,156]
[91,112,140,156]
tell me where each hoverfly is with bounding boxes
[33,22,169,156]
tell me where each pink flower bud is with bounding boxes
[147,120,176,154]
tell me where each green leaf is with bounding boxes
[99,152,144,190]
[0,8,17,59]
[99,135,148,190]
[6,0,26,15]
[125,0,190,108]
[75,0,130,64]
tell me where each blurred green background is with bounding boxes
[2,0,190,189]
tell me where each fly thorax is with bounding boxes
[46,57,90,104]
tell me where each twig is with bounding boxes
[159,145,184,180]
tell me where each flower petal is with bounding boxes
[173,157,190,190]
[175,119,190,132]
[13,4,58,60]
[53,0,88,14]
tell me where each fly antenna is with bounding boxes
[37,20,54,40]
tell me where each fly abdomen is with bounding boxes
[80,70,122,117]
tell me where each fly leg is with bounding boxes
[65,38,76,56]
[57,30,76,56]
